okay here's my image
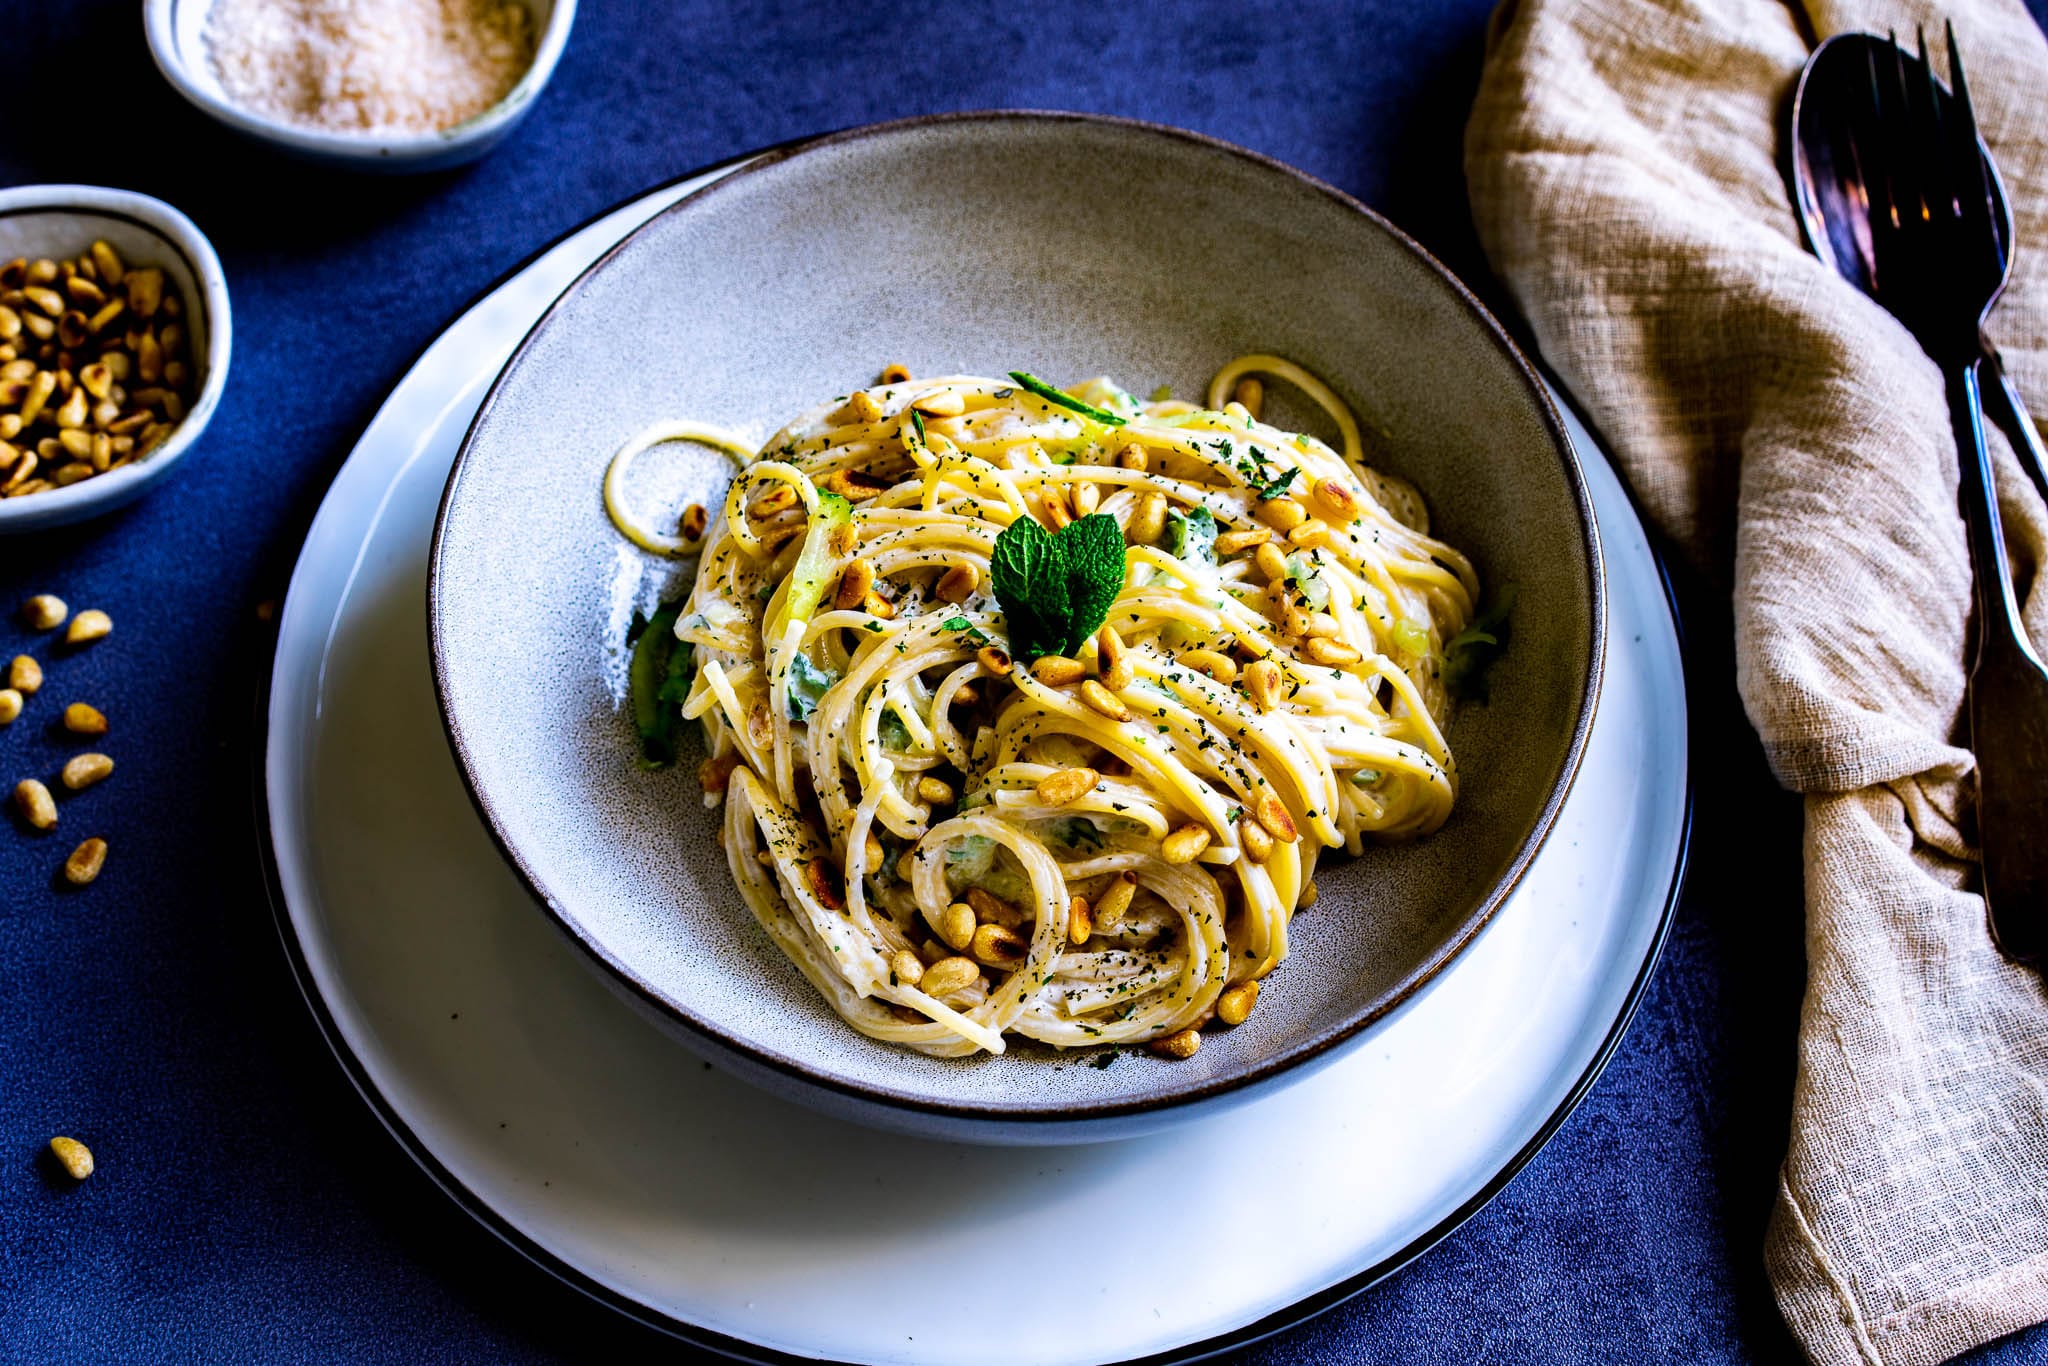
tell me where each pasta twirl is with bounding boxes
[609,359,1478,1058]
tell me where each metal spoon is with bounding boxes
[1794,31,2048,510]
[1791,29,2048,959]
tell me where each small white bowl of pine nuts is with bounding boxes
[0,185,231,533]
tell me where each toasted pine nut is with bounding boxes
[1256,496,1308,533]
[679,503,708,541]
[1030,655,1086,686]
[62,702,107,735]
[748,484,797,518]
[1071,481,1100,517]
[64,837,107,885]
[1254,793,1299,843]
[820,469,886,501]
[66,609,111,644]
[845,389,884,423]
[1035,767,1098,807]
[1245,659,1283,711]
[1213,527,1272,556]
[928,902,976,951]
[878,362,912,385]
[971,922,1028,967]
[863,833,885,870]
[889,948,925,987]
[745,700,772,748]
[0,690,18,723]
[921,955,979,997]
[935,564,978,603]
[1094,871,1138,929]
[1239,815,1275,863]
[62,753,113,790]
[22,594,66,629]
[19,370,55,425]
[1300,881,1320,909]
[952,681,979,705]
[1078,679,1129,722]
[8,655,41,694]
[1217,980,1261,1026]
[1041,486,1071,530]
[825,520,859,558]
[126,267,164,318]
[1304,637,1362,666]
[1232,377,1264,418]
[1253,541,1289,583]
[1127,491,1167,546]
[15,778,56,829]
[896,851,919,881]
[1310,477,1361,522]
[26,257,58,285]
[1287,518,1332,549]
[1096,630,1134,692]
[90,240,124,286]
[916,776,955,806]
[21,285,64,317]
[48,1136,93,1180]
[697,751,740,793]
[1150,1028,1202,1060]
[862,591,896,620]
[1179,649,1237,684]
[976,645,1012,677]
[1068,895,1093,945]
[1162,824,1212,864]
[1115,442,1149,472]
[56,462,96,492]
[834,558,875,610]
[965,886,1018,925]
[910,389,965,417]
[1303,612,1340,638]
[803,857,845,910]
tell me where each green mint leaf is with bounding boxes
[1053,513,1127,656]
[1165,505,1217,565]
[990,512,1127,660]
[1008,371,1127,427]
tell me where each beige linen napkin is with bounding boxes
[1465,0,2048,1362]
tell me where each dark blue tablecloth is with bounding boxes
[6,2,2047,1362]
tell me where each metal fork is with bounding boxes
[1864,27,2048,957]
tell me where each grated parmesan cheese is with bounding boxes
[204,0,537,135]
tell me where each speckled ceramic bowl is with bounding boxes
[430,114,1604,1144]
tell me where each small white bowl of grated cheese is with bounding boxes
[144,0,576,173]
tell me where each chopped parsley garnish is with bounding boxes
[1251,466,1298,500]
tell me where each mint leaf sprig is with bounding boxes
[990,513,1128,660]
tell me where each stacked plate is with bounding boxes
[262,117,1688,1364]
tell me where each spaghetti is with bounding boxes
[610,360,1478,1058]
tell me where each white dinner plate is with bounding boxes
[260,158,1690,1365]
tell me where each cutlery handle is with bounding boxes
[1983,349,2048,513]
[1947,359,2048,961]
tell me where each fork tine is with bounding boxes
[1944,22,2004,284]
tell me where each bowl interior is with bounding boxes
[431,116,1601,1119]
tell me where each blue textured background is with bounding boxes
[5,2,2047,1362]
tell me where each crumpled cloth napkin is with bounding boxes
[1465,0,2048,1362]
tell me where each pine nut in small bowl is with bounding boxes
[0,185,232,535]
[143,0,578,173]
